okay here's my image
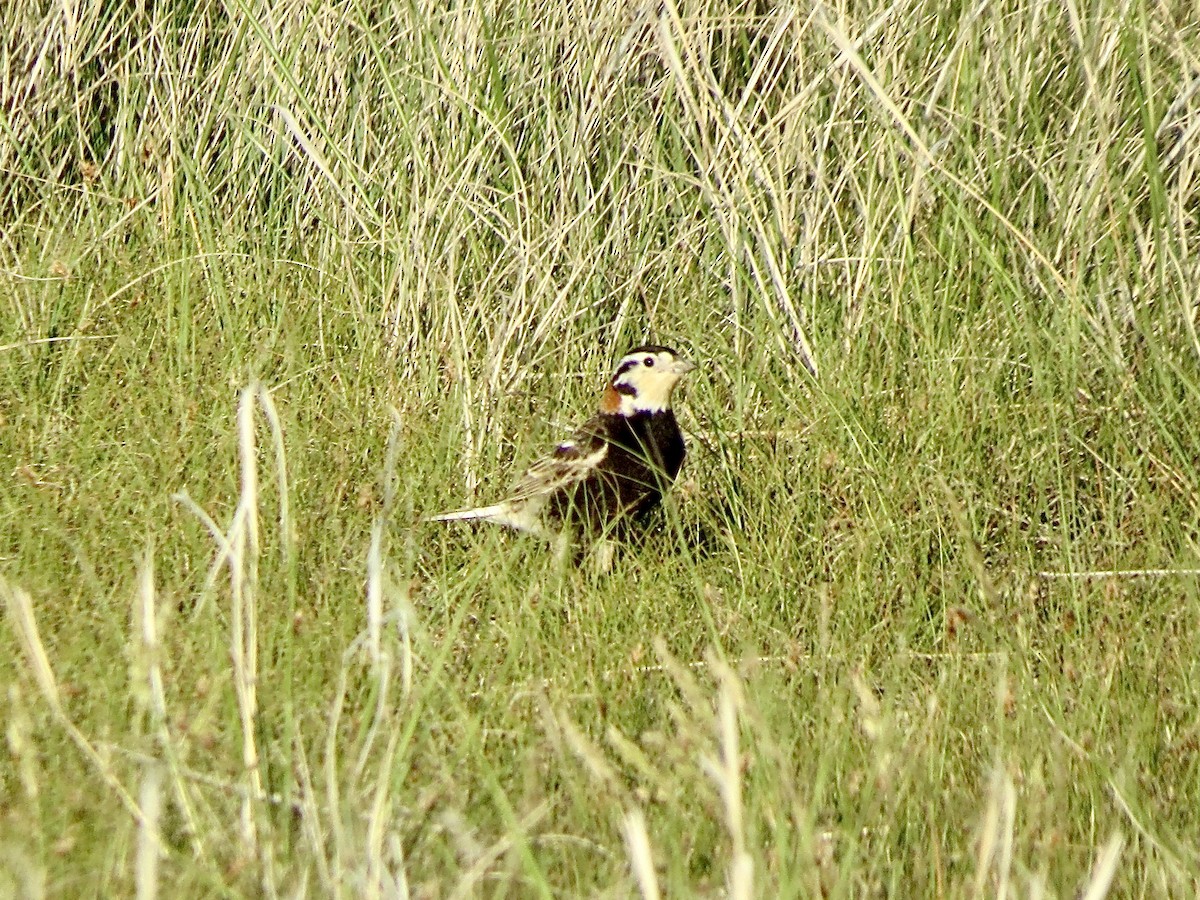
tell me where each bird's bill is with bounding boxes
[672,357,697,375]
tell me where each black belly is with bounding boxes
[551,411,686,528]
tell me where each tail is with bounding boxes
[426,502,547,536]
[425,504,508,524]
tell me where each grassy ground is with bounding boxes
[3,0,1200,895]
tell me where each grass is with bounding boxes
[3,0,1200,895]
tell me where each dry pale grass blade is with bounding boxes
[702,655,753,900]
[256,383,293,570]
[374,410,419,693]
[324,646,361,888]
[395,586,415,701]
[231,384,264,853]
[605,724,669,798]
[388,834,412,900]
[0,334,117,352]
[380,405,425,702]
[136,551,166,724]
[552,706,625,797]
[135,760,164,900]
[163,383,285,888]
[622,809,661,900]
[651,637,715,725]
[2,575,62,710]
[175,497,235,620]
[365,728,403,900]
[134,549,203,854]
[291,731,334,893]
[2,574,161,845]
[216,383,290,861]
[972,765,1017,900]
[447,805,550,900]
[367,518,385,667]
[1106,779,1195,886]
[6,682,40,804]
[1037,568,1200,579]
[352,653,394,788]
[274,103,375,239]
[1079,832,1124,900]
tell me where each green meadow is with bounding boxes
[3,0,1199,895]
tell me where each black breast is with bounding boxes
[553,410,687,528]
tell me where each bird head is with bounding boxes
[600,345,696,415]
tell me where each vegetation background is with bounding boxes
[2,0,1199,895]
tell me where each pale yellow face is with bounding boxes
[608,348,696,415]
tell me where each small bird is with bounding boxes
[430,345,696,537]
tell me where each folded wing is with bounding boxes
[509,418,609,504]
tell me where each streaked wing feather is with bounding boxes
[508,417,608,502]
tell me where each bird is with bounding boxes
[429,345,696,537]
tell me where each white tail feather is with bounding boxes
[426,503,547,536]
[426,505,507,523]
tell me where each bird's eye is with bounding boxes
[644,356,655,367]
